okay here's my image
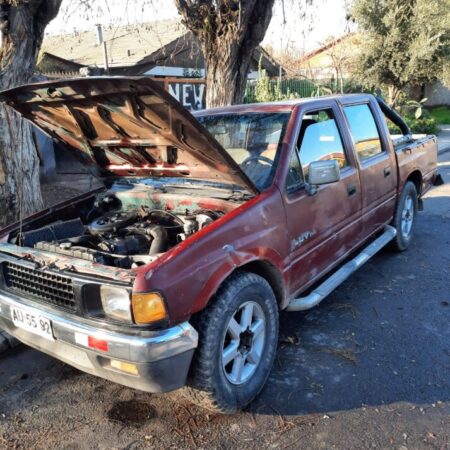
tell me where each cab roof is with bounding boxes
[193,94,374,116]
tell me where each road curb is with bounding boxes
[438,145,450,156]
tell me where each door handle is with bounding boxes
[347,183,357,196]
[384,166,391,177]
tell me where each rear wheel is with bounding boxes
[183,271,279,413]
[391,181,418,251]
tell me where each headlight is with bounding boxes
[132,292,167,324]
[100,286,132,322]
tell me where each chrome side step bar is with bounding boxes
[286,225,397,312]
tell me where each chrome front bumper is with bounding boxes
[0,290,198,392]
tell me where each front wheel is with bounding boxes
[391,181,418,251]
[183,271,279,413]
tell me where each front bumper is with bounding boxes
[0,290,198,393]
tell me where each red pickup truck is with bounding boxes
[0,78,441,413]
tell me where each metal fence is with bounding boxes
[244,78,359,103]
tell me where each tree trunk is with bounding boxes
[387,85,402,108]
[339,69,344,94]
[175,0,275,108]
[0,1,62,229]
[204,43,254,107]
[0,106,42,227]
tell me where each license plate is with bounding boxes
[11,306,54,341]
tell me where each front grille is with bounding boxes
[3,262,76,310]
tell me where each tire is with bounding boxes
[183,271,279,414]
[391,181,418,251]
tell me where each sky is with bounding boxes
[46,0,354,55]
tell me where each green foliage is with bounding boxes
[248,75,331,103]
[405,116,439,135]
[396,96,429,119]
[247,58,359,103]
[254,68,276,102]
[389,117,439,134]
[427,106,450,125]
[245,76,370,103]
[352,0,450,105]
[388,96,439,134]
[252,59,310,102]
[389,94,439,134]
[312,85,333,97]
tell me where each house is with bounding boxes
[39,19,282,110]
[296,33,361,81]
[39,19,282,79]
[296,32,449,106]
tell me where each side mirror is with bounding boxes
[308,160,340,186]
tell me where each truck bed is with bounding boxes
[393,134,438,196]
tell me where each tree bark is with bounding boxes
[387,85,402,108]
[175,0,275,108]
[203,40,255,107]
[0,1,62,229]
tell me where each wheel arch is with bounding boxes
[406,170,423,196]
[191,257,287,319]
[404,170,423,210]
[232,259,287,309]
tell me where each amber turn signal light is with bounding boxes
[110,360,139,376]
[132,292,167,324]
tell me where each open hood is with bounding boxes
[0,77,257,194]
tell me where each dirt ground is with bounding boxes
[40,173,101,207]
[0,154,449,450]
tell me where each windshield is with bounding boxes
[197,112,290,190]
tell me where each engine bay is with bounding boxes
[12,191,228,269]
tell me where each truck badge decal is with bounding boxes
[291,231,315,250]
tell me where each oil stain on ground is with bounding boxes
[107,400,156,428]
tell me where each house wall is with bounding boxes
[297,34,361,81]
[151,50,274,78]
[424,81,450,107]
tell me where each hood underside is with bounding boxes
[0,77,257,193]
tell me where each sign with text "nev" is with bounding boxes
[152,78,206,111]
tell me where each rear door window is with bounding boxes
[343,104,384,161]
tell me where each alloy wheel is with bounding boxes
[221,301,266,385]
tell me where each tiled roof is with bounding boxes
[298,33,359,64]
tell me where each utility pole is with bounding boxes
[96,24,109,74]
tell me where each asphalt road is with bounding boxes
[0,153,449,450]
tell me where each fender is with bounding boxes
[132,187,290,323]
[193,247,287,314]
